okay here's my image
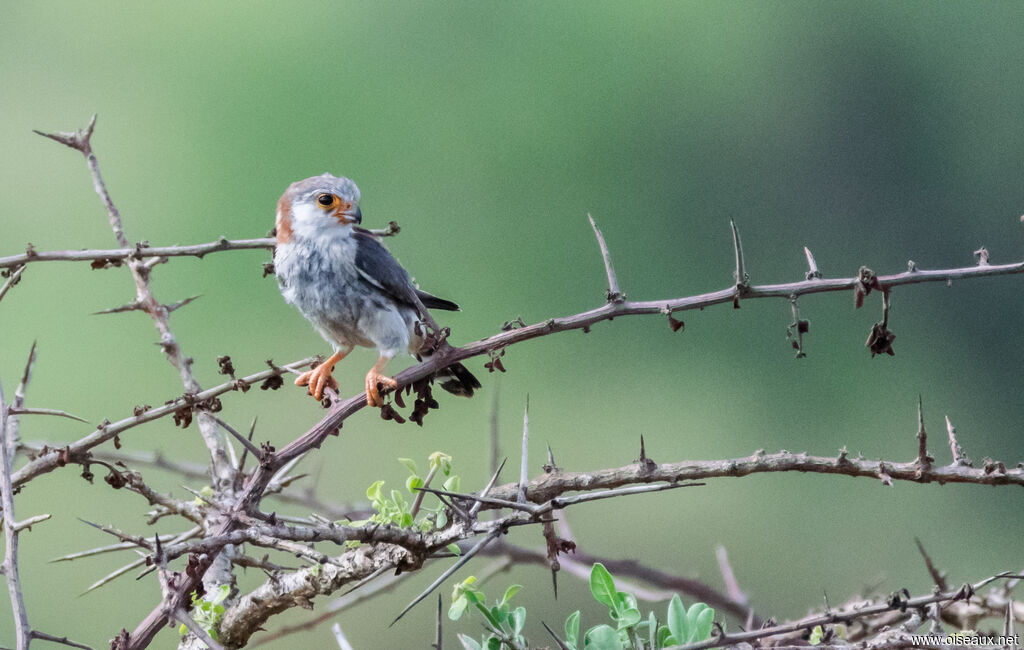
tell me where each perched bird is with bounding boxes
[273,173,480,407]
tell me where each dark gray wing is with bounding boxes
[352,230,422,311]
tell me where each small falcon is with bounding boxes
[273,173,480,406]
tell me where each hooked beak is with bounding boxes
[342,204,362,225]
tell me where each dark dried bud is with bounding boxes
[217,355,235,377]
[866,323,896,357]
[173,406,193,428]
[133,404,152,417]
[668,315,685,332]
[185,555,204,581]
[260,375,284,391]
[104,468,127,489]
[262,262,275,277]
[380,403,406,424]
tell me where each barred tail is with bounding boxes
[436,362,480,398]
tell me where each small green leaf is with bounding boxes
[489,605,508,626]
[614,605,641,630]
[510,606,526,636]
[397,457,418,475]
[406,475,423,494]
[500,584,522,606]
[365,480,384,502]
[666,594,686,644]
[448,595,469,621]
[178,624,188,637]
[443,474,461,493]
[584,624,622,650]
[429,451,452,473]
[656,625,672,648]
[688,604,714,642]
[647,612,657,649]
[486,636,501,650]
[590,563,618,609]
[565,610,581,649]
[808,625,823,646]
[447,543,462,556]
[456,634,482,650]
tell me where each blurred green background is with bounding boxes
[2,1,1024,647]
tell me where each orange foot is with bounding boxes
[295,350,347,400]
[365,356,398,407]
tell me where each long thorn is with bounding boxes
[390,529,502,626]
[518,395,529,504]
[804,247,822,280]
[470,457,507,517]
[731,219,748,290]
[542,621,573,650]
[211,415,263,459]
[588,213,624,303]
[7,407,89,424]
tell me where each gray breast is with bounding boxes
[276,237,378,348]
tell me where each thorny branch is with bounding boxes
[3,116,1022,649]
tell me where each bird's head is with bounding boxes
[276,173,362,243]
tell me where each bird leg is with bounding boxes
[364,355,398,407]
[295,349,349,400]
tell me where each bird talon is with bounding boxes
[295,359,340,401]
[365,370,398,408]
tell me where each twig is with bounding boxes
[30,631,94,650]
[0,226,398,271]
[331,622,354,650]
[946,416,973,466]
[663,573,1024,650]
[0,264,26,303]
[0,378,31,649]
[6,342,37,457]
[12,357,314,488]
[7,407,88,423]
[715,544,747,606]
[172,607,225,650]
[251,565,406,646]
[490,388,500,477]
[112,223,1024,645]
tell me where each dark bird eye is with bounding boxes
[317,194,334,206]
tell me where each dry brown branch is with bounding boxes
[12,116,1024,650]
[0,223,399,271]
[2,378,92,650]
[11,356,313,488]
[664,572,1024,650]
[0,379,31,650]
